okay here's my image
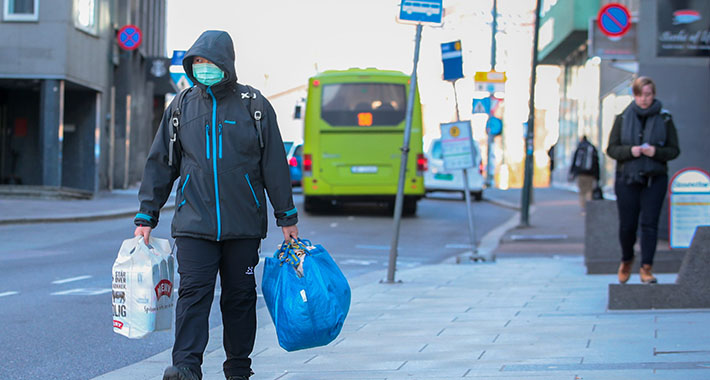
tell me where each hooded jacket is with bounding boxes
[135,30,297,241]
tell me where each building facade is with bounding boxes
[0,0,173,194]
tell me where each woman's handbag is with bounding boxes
[261,238,351,351]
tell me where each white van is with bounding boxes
[424,138,484,200]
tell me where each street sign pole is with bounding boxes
[451,80,479,259]
[387,23,422,284]
[521,0,542,227]
[486,0,498,188]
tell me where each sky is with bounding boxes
[165,0,544,158]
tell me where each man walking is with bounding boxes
[569,136,600,214]
[134,30,298,380]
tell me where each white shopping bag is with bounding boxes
[112,236,175,339]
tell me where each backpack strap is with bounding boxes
[244,85,264,149]
[168,87,192,166]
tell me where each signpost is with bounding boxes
[474,71,506,187]
[116,25,142,51]
[669,168,710,249]
[387,0,444,283]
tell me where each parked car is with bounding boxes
[284,141,303,186]
[424,138,484,200]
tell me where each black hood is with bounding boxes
[183,30,237,89]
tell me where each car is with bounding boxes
[284,141,303,187]
[423,138,484,200]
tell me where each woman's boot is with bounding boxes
[617,261,633,284]
[640,264,657,284]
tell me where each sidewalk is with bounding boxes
[86,187,709,380]
[2,187,708,379]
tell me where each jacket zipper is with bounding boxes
[205,124,210,160]
[207,87,222,241]
[178,174,190,210]
[219,123,223,159]
[245,173,261,208]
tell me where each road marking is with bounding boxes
[355,244,390,251]
[0,291,19,297]
[446,243,472,249]
[342,259,377,266]
[51,288,112,296]
[52,275,92,284]
[330,222,338,228]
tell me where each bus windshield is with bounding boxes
[321,83,406,127]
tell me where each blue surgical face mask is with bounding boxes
[193,63,224,86]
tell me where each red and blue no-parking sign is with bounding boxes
[117,25,142,51]
[597,3,631,38]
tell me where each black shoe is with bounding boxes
[163,366,201,380]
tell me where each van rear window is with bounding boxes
[321,83,406,126]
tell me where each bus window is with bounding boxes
[321,83,406,126]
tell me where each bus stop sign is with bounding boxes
[399,0,443,24]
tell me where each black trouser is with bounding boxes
[173,237,260,379]
[614,173,668,266]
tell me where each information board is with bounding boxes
[439,121,474,170]
[669,168,710,248]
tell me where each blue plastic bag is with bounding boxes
[261,239,351,351]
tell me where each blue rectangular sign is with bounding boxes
[441,40,463,81]
[400,0,443,24]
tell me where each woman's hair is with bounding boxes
[632,76,656,96]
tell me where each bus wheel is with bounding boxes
[304,196,322,213]
[403,199,417,216]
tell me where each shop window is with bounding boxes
[3,0,39,21]
[74,0,97,34]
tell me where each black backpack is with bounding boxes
[168,85,264,166]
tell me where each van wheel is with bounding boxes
[472,191,483,201]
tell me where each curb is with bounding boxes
[0,205,176,226]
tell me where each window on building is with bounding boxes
[74,0,97,34]
[3,0,39,21]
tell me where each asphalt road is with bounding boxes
[0,192,514,380]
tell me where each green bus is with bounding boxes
[302,68,426,215]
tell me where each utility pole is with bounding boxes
[485,0,498,188]
[520,0,543,227]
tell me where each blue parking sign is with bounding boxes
[399,0,443,24]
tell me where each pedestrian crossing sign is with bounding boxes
[472,98,491,114]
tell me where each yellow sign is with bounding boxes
[474,71,507,83]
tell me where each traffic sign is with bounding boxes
[487,117,502,136]
[474,71,506,93]
[171,50,186,66]
[472,98,490,114]
[399,0,443,24]
[597,3,631,38]
[441,40,463,81]
[117,25,142,50]
[440,121,475,170]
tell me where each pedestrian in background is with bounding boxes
[568,136,600,215]
[607,76,680,285]
[134,30,299,380]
